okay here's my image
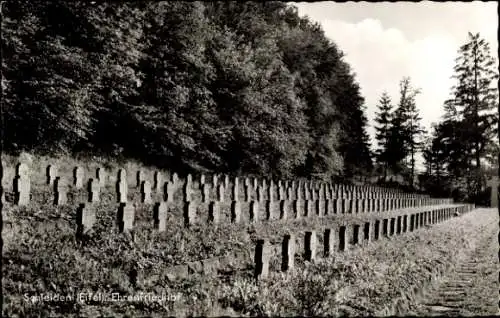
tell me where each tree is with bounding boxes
[403,87,426,188]
[443,32,498,198]
[2,1,147,156]
[384,77,424,187]
[447,33,498,166]
[2,1,372,182]
[3,2,99,153]
[374,91,393,180]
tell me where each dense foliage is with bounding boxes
[373,77,425,187]
[372,33,498,202]
[2,1,372,180]
[422,33,498,202]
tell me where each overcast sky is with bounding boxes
[293,1,498,170]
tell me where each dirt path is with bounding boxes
[413,211,498,316]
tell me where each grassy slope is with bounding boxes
[2,154,479,316]
[193,208,496,316]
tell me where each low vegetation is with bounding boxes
[2,160,487,316]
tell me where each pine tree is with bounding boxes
[443,32,498,197]
[403,89,426,188]
[447,33,498,167]
[386,77,416,177]
[374,91,393,180]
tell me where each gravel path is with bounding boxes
[414,209,498,316]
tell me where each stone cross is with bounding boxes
[250,201,259,222]
[487,176,498,207]
[14,163,30,205]
[118,203,135,232]
[165,181,175,202]
[154,171,163,192]
[14,175,30,206]
[277,184,284,200]
[231,201,241,223]
[118,169,127,183]
[184,181,193,202]
[77,204,96,234]
[88,179,101,203]
[116,177,128,203]
[53,176,67,205]
[217,184,225,202]
[141,180,152,203]
[47,165,58,186]
[281,234,295,272]
[172,172,179,184]
[256,185,263,201]
[73,167,84,189]
[184,201,196,226]
[304,231,317,261]
[96,167,107,187]
[254,240,270,279]
[279,200,288,219]
[136,170,146,188]
[244,184,251,201]
[16,163,29,178]
[209,201,220,224]
[202,184,210,202]
[232,178,239,201]
[268,183,274,201]
[154,202,167,232]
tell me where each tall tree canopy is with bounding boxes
[2,1,372,181]
[423,32,498,201]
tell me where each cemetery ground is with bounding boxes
[1,154,494,317]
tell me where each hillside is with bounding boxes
[2,1,372,181]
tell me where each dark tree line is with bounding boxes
[373,33,498,202]
[373,77,426,188]
[422,33,498,202]
[2,1,373,180]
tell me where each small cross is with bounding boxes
[486,176,498,207]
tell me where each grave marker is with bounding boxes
[88,179,101,203]
[254,240,270,279]
[118,203,135,232]
[250,201,259,222]
[73,167,84,189]
[304,231,317,261]
[154,202,167,232]
[136,170,146,188]
[208,201,220,224]
[487,176,498,207]
[46,165,58,186]
[323,229,335,257]
[282,234,295,272]
[96,168,107,187]
[141,180,152,203]
[231,201,241,223]
[14,175,30,206]
[54,176,67,205]
[154,171,163,192]
[76,203,96,234]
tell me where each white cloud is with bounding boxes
[314,18,469,170]
[295,2,497,171]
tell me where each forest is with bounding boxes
[2,2,498,202]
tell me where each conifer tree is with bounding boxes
[446,32,498,171]
[374,91,393,180]
[442,32,498,197]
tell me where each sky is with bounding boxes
[293,1,498,171]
